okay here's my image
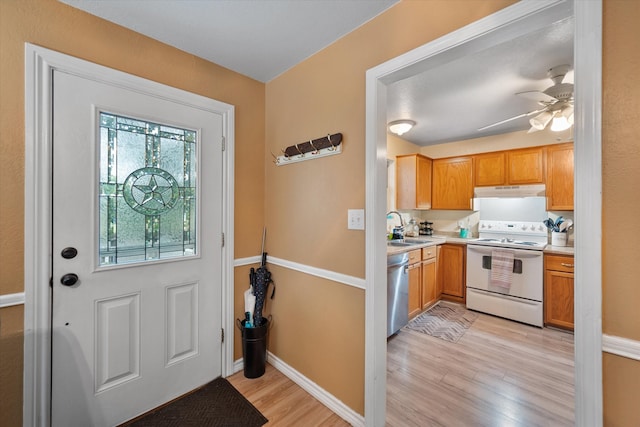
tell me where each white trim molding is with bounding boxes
[603,335,640,362]
[234,255,261,267]
[267,352,365,427]
[267,256,366,290]
[231,354,364,425]
[0,292,25,308]
[23,43,235,427]
[235,255,365,290]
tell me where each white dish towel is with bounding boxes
[490,249,515,289]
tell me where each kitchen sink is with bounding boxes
[404,239,433,244]
[387,241,414,247]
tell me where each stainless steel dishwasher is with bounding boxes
[387,252,409,337]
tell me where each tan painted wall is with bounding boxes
[602,0,640,424]
[0,305,24,427]
[265,0,515,414]
[0,0,265,423]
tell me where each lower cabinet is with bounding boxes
[421,249,437,310]
[407,249,422,319]
[544,253,575,330]
[408,247,438,319]
[438,243,466,304]
[408,262,422,319]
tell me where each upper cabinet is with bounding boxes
[432,157,473,210]
[474,151,506,186]
[507,146,545,184]
[474,147,545,186]
[396,154,432,210]
[546,142,574,210]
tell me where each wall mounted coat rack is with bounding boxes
[273,133,343,166]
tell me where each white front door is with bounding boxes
[51,70,223,426]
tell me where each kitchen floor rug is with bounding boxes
[122,377,268,427]
[405,301,478,343]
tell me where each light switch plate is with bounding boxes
[348,209,365,230]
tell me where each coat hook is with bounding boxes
[309,140,319,155]
[271,151,280,164]
[327,134,336,151]
[280,148,290,160]
[295,144,304,157]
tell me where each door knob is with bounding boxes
[61,247,78,259]
[60,273,79,287]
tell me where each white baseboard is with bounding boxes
[602,334,640,361]
[231,353,364,426]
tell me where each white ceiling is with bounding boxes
[59,0,573,146]
[58,0,399,82]
[387,15,574,146]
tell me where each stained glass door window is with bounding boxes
[99,112,197,266]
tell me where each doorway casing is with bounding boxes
[23,44,236,426]
[364,0,602,425]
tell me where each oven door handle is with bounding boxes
[467,244,542,259]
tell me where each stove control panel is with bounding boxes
[478,220,548,236]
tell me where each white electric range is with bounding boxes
[466,220,547,327]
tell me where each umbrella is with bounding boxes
[249,228,275,327]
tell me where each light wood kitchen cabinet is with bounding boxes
[396,154,432,210]
[431,157,473,210]
[437,243,466,304]
[421,248,437,310]
[544,253,574,330]
[436,245,443,299]
[474,151,506,187]
[546,143,574,211]
[407,249,422,319]
[507,146,545,184]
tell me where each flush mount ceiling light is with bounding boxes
[388,120,415,136]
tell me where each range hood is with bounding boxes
[474,184,546,198]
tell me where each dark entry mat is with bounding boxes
[122,377,268,427]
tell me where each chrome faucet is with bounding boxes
[386,211,405,239]
[386,211,405,227]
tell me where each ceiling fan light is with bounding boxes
[561,105,574,126]
[529,111,553,130]
[550,115,571,132]
[388,120,415,136]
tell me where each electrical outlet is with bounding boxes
[348,209,365,230]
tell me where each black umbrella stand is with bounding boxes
[239,228,275,378]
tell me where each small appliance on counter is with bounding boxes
[419,221,433,236]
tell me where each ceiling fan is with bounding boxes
[478,64,574,133]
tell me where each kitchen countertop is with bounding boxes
[543,244,575,256]
[386,234,476,255]
[387,235,576,256]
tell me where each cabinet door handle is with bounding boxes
[560,263,574,268]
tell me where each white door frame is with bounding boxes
[365,0,602,425]
[23,43,236,427]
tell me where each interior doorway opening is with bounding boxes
[364,1,603,425]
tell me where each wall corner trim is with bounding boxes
[603,334,640,362]
[0,292,25,308]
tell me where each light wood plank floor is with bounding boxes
[387,308,575,426]
[228,364,350,426]
[229,309,574,426]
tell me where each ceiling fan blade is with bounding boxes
[477,108,547,131]
[516,90,558,103]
